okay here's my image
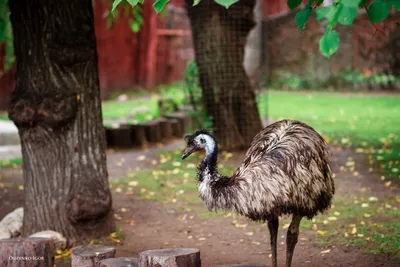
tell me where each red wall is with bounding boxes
[0,0,191,109]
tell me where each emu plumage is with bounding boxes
[182,120,335,267]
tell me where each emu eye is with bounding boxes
[200,138,206,144]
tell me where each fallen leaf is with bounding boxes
[320,249,330,254]
[245,232,254,236]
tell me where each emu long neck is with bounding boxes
[197,141,238,211]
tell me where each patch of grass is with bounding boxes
[102,83,188,124]
[259,91,400,180]
[111,149,237,211]
[0,158,23,168]
[0,113,8,120]
[279,194,400,256]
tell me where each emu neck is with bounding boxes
[198,145,219,182]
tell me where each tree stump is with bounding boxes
[97,257,138,267]
[165,112,192,136]
[215,265,266,267]
[167,119,182,138]
[140,120,162,143]
[108,126,134,148]
[138,248,200,267]
[130,125,147,147]
[156,118,173,141]
[0,237,55,267]
[71,245,116,267]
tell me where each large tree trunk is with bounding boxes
[185,0,263,151]
[8,0,115,241]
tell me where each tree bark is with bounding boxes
[8,0,115,241]
[97,257,138,267]
[185,0,263,150]
[71,245,116,267]
[0,237,55,267]
[138,248,201,267]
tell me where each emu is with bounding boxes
[181,120,335,267]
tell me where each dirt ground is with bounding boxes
[0,140,399,267]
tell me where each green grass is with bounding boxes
[258,91,400,180]
[285,194,400,256]
[111,149,400,256]
[0,158,23,168]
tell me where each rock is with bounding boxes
[0,228,11,240]
[30,230,67,250]
[0,207,23,237]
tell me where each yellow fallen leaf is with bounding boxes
[328,217,337,221]
[282,223,290,229]
[245,232,254,236]
[384,181,392,187]
[364,213,371,218]
[351,227,357,234]
[317,230,327,236]
[251,241,261,245]
[198,237,206,241]
[320,249,330,254]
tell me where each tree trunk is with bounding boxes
[8,0,115,241]
[185,0,263,150]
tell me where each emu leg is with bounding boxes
[267,216,279,267]
[286,214,303,267]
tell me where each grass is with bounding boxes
[111,149,400,256]
[258,91,400,181]
[0,158,23,168]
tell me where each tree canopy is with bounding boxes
[111,0,400,58]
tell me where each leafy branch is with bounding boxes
[288,0,400,58]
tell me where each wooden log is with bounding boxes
[215,265,266,267]
[168,119,182,138]
[0,237,55,267]
[108,126,134,148]
[138,248,200,267]
[164,112,192,135]
[140,120,162,143]
[155,118,173,141]
[130,125,147,147]
[71,245,116,267]
[97,257,138,267]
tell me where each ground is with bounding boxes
[1,139,399,267]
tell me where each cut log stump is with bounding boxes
[156,118,173,141]
[165,112,192,136]
[130,125,147,147]
[0,237,55,267]
[215,265,266,267]
[107,126,134,148]
[139,248,200,267]
[140,120,162,143]
[167,119,182,138]
[71,245,116,267]
[97,257,138,267]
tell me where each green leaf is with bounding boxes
[359,0,368,7]
[295,3,313,30]
[287,0,302,10]
[316,6,334,21]
[138,0,144,3]
[129,19,141,32]
[214,0,239,9]
[319,29,340,58]
[193,0,201,6]
[338,4,357,25]
[153,0,169,13]
[391,0,400,10]
[112,0,124,14]
[367,0,391,23]
[342,0,362,7]
[127,0,139,8]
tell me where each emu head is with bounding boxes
[182,129,216,160]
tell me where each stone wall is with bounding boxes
[262,12,400,89]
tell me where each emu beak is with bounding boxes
[182,146,196,160]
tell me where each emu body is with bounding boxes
[182,120,335,267]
